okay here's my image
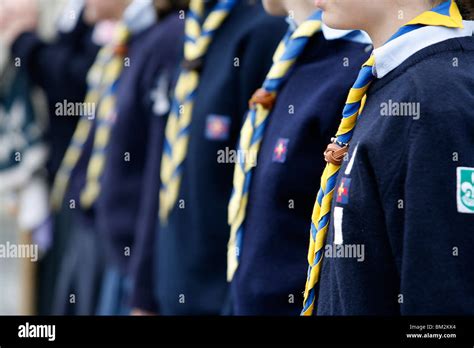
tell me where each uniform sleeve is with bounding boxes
[127,113,164,312]
[127,26,183,312]
[400,107,474,314]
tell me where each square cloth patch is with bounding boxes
[336,177,351,205]
[272,138,289,163]
[205,115,231,141]
[457,167,474,214]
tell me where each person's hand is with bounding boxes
[130,308,157,316]
[0,0,39,46]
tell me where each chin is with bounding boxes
[83,9,98,25]
[262,0,287,17]
[322,12,352,30]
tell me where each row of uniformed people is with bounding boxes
[33,0,474,315]
[46,0,186,314]
[3,0,185,315]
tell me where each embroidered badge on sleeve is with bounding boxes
[151,74,171,117]
[336,177,351,205]
[205,115,231,141]
[457,167,474,214]
[272,138,289,163]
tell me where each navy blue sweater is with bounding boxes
[96,15,184,273]
[317,36,474,315]
[127,59,182,312]
[65,22,175,227]
[128,110,168,312]
[154,2,288,315]
[11,15,99,180]
[231,33,371,315]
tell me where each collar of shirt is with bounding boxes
[57,0,85,34]
[123,0,157,34]
[286,16,372,45]
[373,20,474,79]
[322,25,371,44]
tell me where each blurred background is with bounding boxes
[0,0,104,315]
[0,0,186,316]
[1,0,64,315]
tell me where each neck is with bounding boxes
[284,0,314,26]
[112,0,132,20]
[366,2,434,48]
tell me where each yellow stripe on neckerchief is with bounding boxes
[301,0,464,316]
[50,24,130,211]
[159,0,237,224]
[226,12,323,281]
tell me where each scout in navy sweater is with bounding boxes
[306,0,474,315]
[95,5,184,315]
[228,1,372,316]
[50,0,165,315]
[153,0,287,315]
[11,9,99,180]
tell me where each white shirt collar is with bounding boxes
[373,20,474,78]
[57,0,85,33]
[123,0,157,34]
[321,24,371,44]
[286,16,372,45]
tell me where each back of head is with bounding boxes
[154,0,189,18]
[456,0,474,19]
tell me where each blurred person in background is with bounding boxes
[94,0,186,316]
[0,0,102,315]
[2,0,101,182]
[0,0,91,313]
[48,0,183,315]
[0,0,49,314]
[126,0,188,316]
[134,0,287,315]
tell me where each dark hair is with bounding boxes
[432,0,473,19]
[154,0,189,18]
[456,0,474,19]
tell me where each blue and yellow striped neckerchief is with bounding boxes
[50,24,130,211]
[302,0,464,316]
[159,0,237,224]
[226,12,323,281]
